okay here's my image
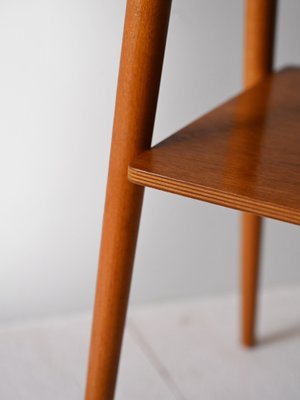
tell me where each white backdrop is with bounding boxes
[1,0,300,323]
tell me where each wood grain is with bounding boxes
[128,67,300,225]
[85,1,172,399]
[241,0,277,348]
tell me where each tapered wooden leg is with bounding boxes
[241,213,262,346]
[241,0,277,347]
[85,1,172,399]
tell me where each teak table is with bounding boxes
[85,1,299,399]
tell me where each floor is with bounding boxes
[1,285,300,399]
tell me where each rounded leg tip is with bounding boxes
[241,334,256,348]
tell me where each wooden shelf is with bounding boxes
[128,67,300,225]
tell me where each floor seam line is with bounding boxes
[127,317,187,400]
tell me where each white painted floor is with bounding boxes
[1,285,300,399]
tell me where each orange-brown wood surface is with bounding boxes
[241,212,261,346]
[241,0,277,348]
[244,0,277,88]
[128,67,300,225]
[85,1,172,399]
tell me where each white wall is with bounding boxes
[0,0,300,323]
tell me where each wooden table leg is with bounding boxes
[241,0,277,347]
[85,1,172,399]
